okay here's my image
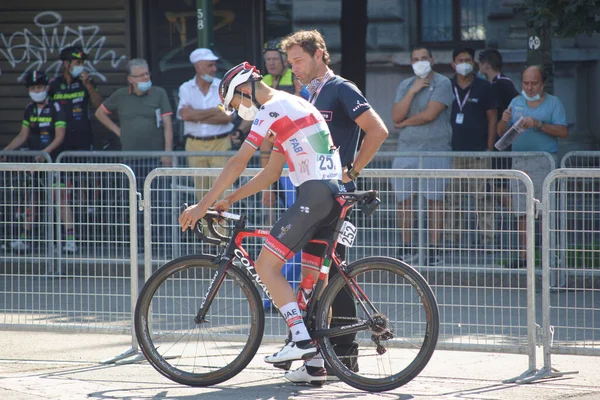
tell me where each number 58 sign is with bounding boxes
[197,8,205,30]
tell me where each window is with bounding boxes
[417,0,490,46]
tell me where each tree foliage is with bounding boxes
[523,0,600,37]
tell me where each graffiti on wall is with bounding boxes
[0,11,127,82]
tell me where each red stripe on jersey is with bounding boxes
[246,131,263,149]
[270,113,321,143]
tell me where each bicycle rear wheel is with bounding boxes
[316,256,439,392]
[134,254,265,386]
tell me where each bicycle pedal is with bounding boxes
[273,361,292,371]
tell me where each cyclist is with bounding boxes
[260,38,304,310]
[179,61,357,365]
[3,70,76,253]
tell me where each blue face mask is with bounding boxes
[201,74,214,83]
[70,65,84,78]
[522,89,541,102]
[137,81,152,92]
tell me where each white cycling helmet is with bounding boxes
[219,62,262,114]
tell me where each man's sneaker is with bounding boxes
[63,241,78,253]
[264,340,317,364]
[397,249,418,264]
[11,239,30,252]
[284,364,326,386]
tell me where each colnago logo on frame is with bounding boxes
[233,249,272,300]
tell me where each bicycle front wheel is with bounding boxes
[316,256,439,392]
[134,254,265,386]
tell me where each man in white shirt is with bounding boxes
[177,48,235,200]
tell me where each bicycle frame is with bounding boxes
[193,193,382,340]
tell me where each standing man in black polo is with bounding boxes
[447,47,498,248]
[477,49,519,208]
[49,46,103,151]
[281,29,389,385]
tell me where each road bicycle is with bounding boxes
[134,190,439,392]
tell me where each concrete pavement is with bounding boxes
[1,330,599,400]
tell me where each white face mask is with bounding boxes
[238,96,259,121]
[522,89,542,102]
[412,60,432,79]
[70,65,84,78]
[29,90,48,103]
[201,74,214,83]
[455,63,473,76]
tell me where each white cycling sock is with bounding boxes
[305,352,324,368]
[280,302,311,342]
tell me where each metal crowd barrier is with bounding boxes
[145,167,538,381]
[528,168,600,383]
[0,163,139,361]
[0,150,53,164]
[560,151,600,168]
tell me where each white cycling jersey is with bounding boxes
[245,91,343,186]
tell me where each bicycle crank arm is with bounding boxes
[311,320,370,340]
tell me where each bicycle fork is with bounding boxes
[194,257,231,324]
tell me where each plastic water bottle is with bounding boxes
[495,117,525,151]
[297,275,315,311]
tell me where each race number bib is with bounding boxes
[317,153,335,171]
[337,220,357,247]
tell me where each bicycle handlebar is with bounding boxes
[180,204,241,245]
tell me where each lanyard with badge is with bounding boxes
[308,70,334,105]
[453,85,471,124]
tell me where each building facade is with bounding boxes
[1,0,598,156]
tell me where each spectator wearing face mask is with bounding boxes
[446,46,498,249]
[95,59,174,161]
[497,65,568,269]
[4,70,76,255]
[177,48,236,201]
[391,46,454,266]
[95,58,175,255]
[48,46,103,152]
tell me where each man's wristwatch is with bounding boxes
[347,168,361,180]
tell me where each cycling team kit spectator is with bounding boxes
[282,29,388,385]
[390,46,453,266]
[4,71,76,254]
[179,61,350,373]
[177,48,234,201]
[48,46,103,151]
[447,47,498,248]
[498,65,568,268]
